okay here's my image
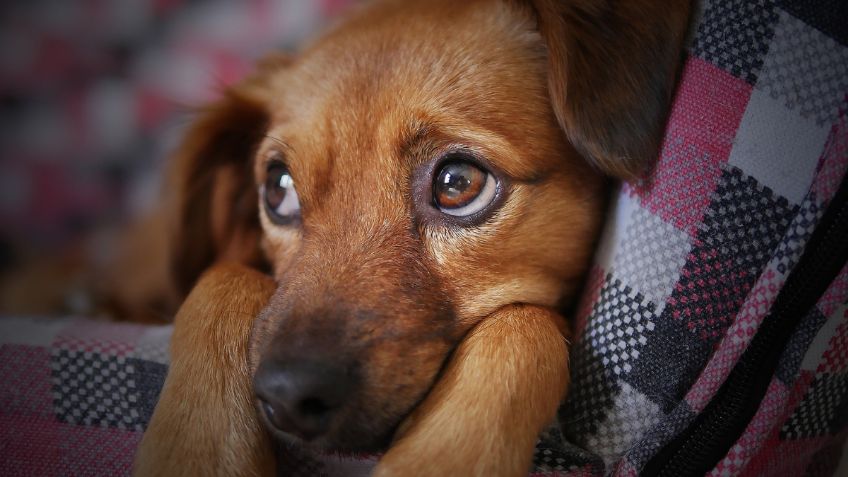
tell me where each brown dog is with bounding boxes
[133,0,691,475]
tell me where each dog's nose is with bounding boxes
[253,359,354,441]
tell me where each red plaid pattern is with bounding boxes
[1,319,168,476]
[545,2,848,475]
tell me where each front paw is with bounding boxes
[134,264,277,477]
[375,304,569,477]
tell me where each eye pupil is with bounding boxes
[441,172,472,196]
[265,164,288,208]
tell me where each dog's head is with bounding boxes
[169,0,690,452]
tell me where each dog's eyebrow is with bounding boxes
[396,121,542,183]
[397,121,436,160]
[264,134,295,154]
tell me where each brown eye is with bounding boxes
[433,160,496,217]
[263,162,300,224]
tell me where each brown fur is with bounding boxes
[242,0,604,453]
[376,305,570,476]
[532,0,692,180]
[135,264,276,476]
[127,0,692,474]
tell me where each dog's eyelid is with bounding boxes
[433,145,531,185]
[256,138,295,175]
[256,148,293,186]
[261,150,288,167]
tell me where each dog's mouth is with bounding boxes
[253,393,407,453]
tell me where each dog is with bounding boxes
[132,0,691,475]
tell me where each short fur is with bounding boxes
[135,265,276,477]
[129,0,691,475]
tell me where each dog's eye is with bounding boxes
[433,160,496,217]
[263,163,300,224]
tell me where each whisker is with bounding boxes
[264,134,294,153]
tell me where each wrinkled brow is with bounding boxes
[396,119,435,161]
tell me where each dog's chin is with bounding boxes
[254,399,400,454]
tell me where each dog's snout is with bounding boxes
[254,359,355,441]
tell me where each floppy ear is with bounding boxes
[528,0,691,180]
[168,55,288,296]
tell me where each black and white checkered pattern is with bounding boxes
[758,10,848,126]
[679,167,796,340]
[780,373,848,439]
[50,349,165,431]
[693,0,779,84]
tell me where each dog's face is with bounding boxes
[168,0,690,453]
[251,0,603,451]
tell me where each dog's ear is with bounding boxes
[528,0,691,180]
[168,55,288,296]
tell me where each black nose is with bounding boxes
[253,359,355,441]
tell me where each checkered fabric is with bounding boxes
[539,1,848,475]
[2,1,847,476]
[0,317,169,476]
[0,317,379,477]
[0,0,350,247]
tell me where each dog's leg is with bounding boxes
[375,305,569,477]
[134,264,276,477]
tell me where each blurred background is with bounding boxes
[0,0,352,271]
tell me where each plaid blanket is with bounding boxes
[2,0,848,476]
[0,318,169,476]
[545,0,848,475]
